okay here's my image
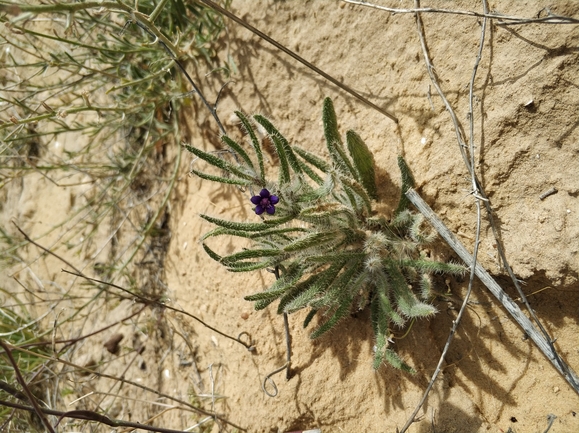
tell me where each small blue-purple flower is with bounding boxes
[250,188,279,215]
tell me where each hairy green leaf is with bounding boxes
[221,248,281,266]
[190,168,250,186]
[304,251,366,264]
[253,114,296,184]
[202,226,304,242]
[254,298,277,310]
[245,266,304,302]
[226,260,277,272]
[276,268,325,313]
[346,130,377,199]
[200,213,294,232]
[255,115,303,177]
[298,204,356,228]
[394,155,416,215]
[221,135,255,172]
[401,259,466,276]
[297,160,325,185]
[202,243,222,262]
[294,146,331,173]
[283,284,324,313]
[184,144,254,181]
[236,111,265,183]
[322,98,356,178]
[340,175,372,215]
[383,349,414,373]
[310,296,352,339]
[303,309,318,328]
[283,230,340,253]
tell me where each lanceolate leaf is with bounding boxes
[371,293,390,369]
[295,184,331,203]
[253,115,303,176]
[375,279,405,327]
[220,248,281,266]
[400,259,466,276]
[305,259,348,301]
[309,295,352,339]
[184,144,254,181]
[201,227,250,241]
[394,155,416,215]
[245,266,304,302]
[282,284,324,313]
[322,97,342,149]
[298,205,356,227]
[294,146,331,173]
[244,285,293,301]
[346,130,377,199]
[254,298,277,311]
[283,262,345,315]
[253,115,291,184]
[304,251,366,263]
[326,259,364,297]
[201,226,301,241]
[226,260,277,272]
[283,230,340,253]
[308,260,364,312]
[190,168,249,186]
[202,243,222,262]
[235,111,265,183]
[221,135,255,172]
[276,269,325,313]
[384,349,414,373]
[200,214,294,232]
[303,309,318,328]
[250,227,308,237]
[298,161,324,185]
[322,97,358,178]
[340,175,372,214]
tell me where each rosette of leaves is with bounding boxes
[185,97,465,370]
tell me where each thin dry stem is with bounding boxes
[399,2,488,429]
[198,0,399,123]
[401,2,579,429]
[405,189,579,394]
[342,0,579,25]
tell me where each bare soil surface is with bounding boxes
[2,1,578,432]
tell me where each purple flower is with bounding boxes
[250,188,279,215]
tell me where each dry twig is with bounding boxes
[197,0,399,123]
[405,188,579,395]
[399,1,489,429]
[399,1,579,429]
[342,1,579,25]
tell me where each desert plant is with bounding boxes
[0,2,232,431]
[186,97,465,370]
[0,290,55,432]
[0,0,230,283]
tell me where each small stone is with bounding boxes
[553,386,560,394]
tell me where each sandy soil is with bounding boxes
[2,1,578,433]
[166,1,579,432]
